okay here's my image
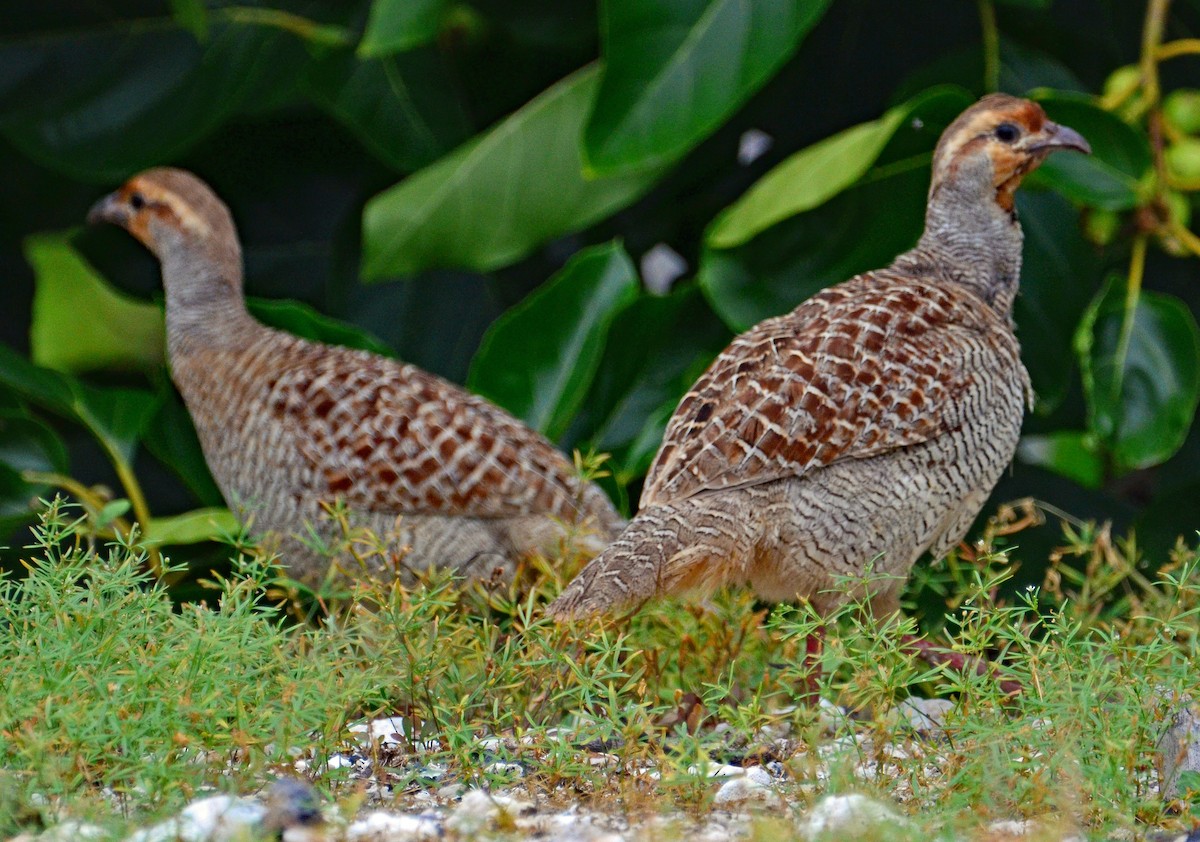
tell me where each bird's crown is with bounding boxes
[88,167,234,255]
[930,94,1090,211]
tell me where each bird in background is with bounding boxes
[549,94,1090,623]
[89,168,624,587]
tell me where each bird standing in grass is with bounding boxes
[550,95,1089,622]
[90,168,624,587]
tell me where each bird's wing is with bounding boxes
[642,273,1013,506]
[266,346,589,520]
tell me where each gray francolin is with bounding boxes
[549,94,1089,621]
[89,168,623,586]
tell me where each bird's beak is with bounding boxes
[87,191,125,226]
[1028,121,1091,156]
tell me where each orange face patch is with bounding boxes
[119,179,211,245]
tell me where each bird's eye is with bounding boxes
[129,192,146,210]
[994,123,1020,143]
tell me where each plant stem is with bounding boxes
[101,441,164,580]
[1114,234,1149,405]
[218,6,354,47]
[1156,38,1200,60]
[977,0,1001,92]
[22,471,127,540]
[1140,0,1172,109]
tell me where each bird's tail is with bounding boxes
[546,501,751,620]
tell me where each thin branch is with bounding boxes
[977,0,1001,92]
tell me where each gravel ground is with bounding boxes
[9,696,1200,842]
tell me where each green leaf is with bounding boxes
[467,242,640,440]
[1076,278,1200,472]
[303,46,470,172]
[583,0,832,175]
[1012,190,1100,413]
[358,0,446,56]
[248,299,395,357]
[0,411,70,534]
[0,344,157,466]
[96,499,132,529]
[168,0,210,41]
[141,389,224,508]
[0,20,303,181]
[573,286,728,483]
[700,165,930,331]
[1016,431,1104,488]
[708,86,973,249]
[1028,91,1152,210]
[26,232,165,374]
[145,507,239,546]
[361,66,664,280]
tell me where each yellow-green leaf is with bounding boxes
[708,87,970,249]
[26,232,165,374]
[145,507,238,546]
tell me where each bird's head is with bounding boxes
[88,167,238,265]
[930,94,1091,213]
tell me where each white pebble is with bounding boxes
[712,767,780,807]
[127,795,266,842]
[1158,701,1200,798]
[986,818,1032,837]
[897,697,954,736]
[800,793,905,839]
[445,789,532,836]
[345,811,441,841]
[687,762,745,778]
[349,716,409,747]
[37,822,110,840]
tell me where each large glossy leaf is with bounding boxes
[1028,91,1152,211]
[0,344,157,466]
[708,87,972,249]
[26,232,165,374]
[583,0,832,175]
[27,234,391,374]
[573,286,728,484]
[360,66,664,280]
[467,242,640,440]
[358,0,446,56]
[168,0,210,41]
[1076,278,1200,472]
[145,507,239,546]
[700,165,929,332]
[0,19,302,181]
[1012,190,1100,413]
[891,39,1084,104]
[141,389,224,508]
[303,46,469,172]
[345,273,505,383]
[1016,431,1104,488]
[248,299,394,357]
[0,411,70,535]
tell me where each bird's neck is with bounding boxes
[161,245,260,361]
[893,179,1025,315]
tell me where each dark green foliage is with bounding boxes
[1,0,1199,583]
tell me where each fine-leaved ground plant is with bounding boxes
[1,499,1198,839]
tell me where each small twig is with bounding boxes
[1155,37,1200,61]
[977,0,1001,92]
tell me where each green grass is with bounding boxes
[1,498,1198,839]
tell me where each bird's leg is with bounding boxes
[900,634,1021,696]
[798,623,826,703]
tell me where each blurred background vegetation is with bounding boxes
[1,0,1199,596]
